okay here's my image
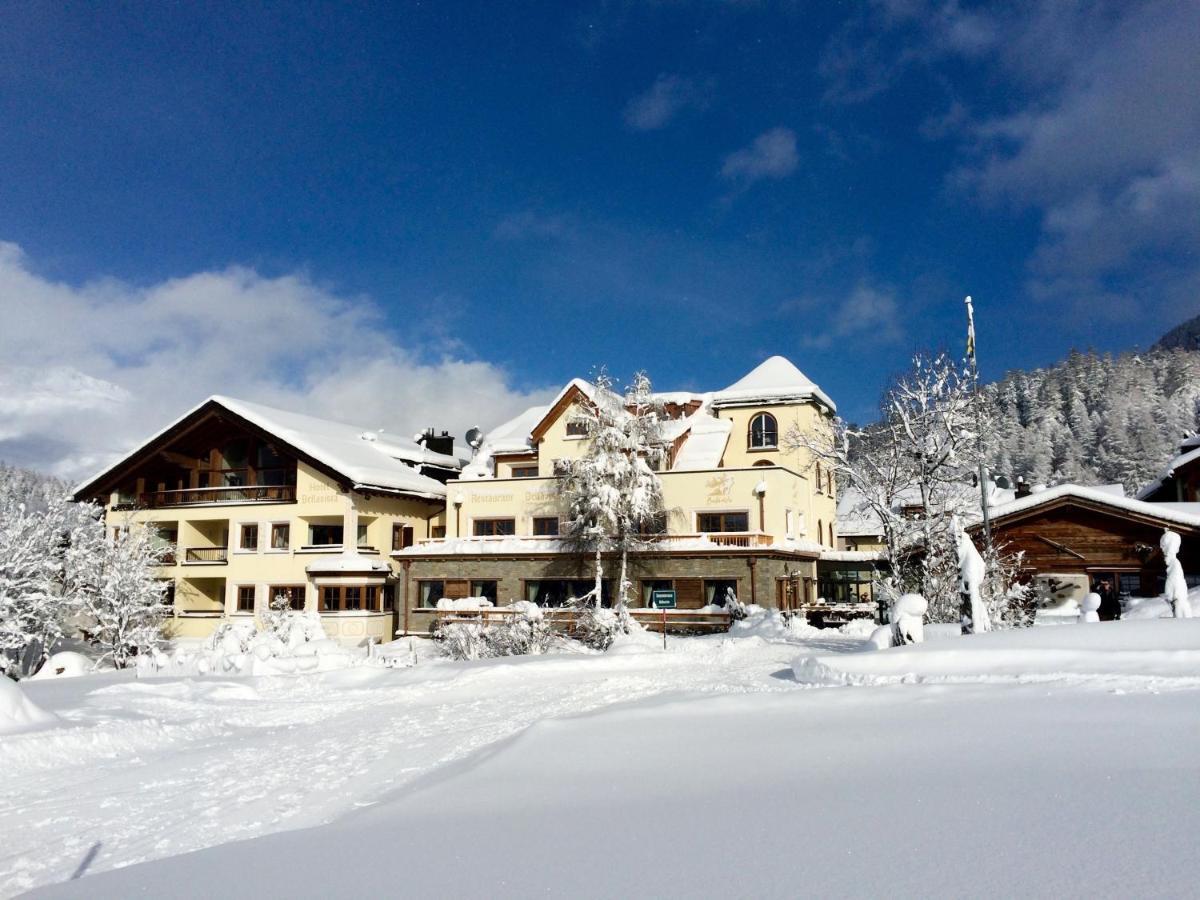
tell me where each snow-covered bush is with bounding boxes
[570,600,622,651]
[1078,592,1101,624]
[435,602,558,660]
[890,593,927,645]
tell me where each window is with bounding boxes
[381,585,395,612]
[269,585,305,611]
[785,509,794,538]
[239,524,259,551]
[392,524,415,551]
[236,585,255,612]
[565,420,588,437]
[511,465,539,478]
[419,580,446,608]
[827,471,834,495]
[471,580,499,602]
[321,586,340,611]
[748,412,778,449]
[697,511,749,533]
[270,523,290,551]
[753,459,774,467]
[815,462,823,493]
[641,579,673,607]
[343,586,362,610]
[309,524,343,546]
[818,519,824,546]
[474,518,516,537]
[705,579,740,608]
[431,525,446,539]
[357,524,369,547]
[533,516,560,536]
[525,579,608,608]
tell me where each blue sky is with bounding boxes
[1,1,1197,474]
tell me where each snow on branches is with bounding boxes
[557,369,669,611]
[0,463,169,677]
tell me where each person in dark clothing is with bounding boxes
[1094,578,1121,621]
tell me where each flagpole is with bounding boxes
[966,296,993,550]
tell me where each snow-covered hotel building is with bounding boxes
[74,357,841,642]
[395,357,838,634]
[73,396,464,645]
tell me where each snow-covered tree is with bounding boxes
[558,369,668,618]
[74,519,169,669]
[788,352,1029,626]
[984,347,1200,493]
[0,464,104,678]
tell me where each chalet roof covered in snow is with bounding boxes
[711,356,836,413]
[985,483,1200,531]
[74,395,454,501]
[1136,444,1200,501]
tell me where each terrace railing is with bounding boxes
[183,546,229,564]
[138,483,296,508]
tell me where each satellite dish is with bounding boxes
[466,427,484,449]
[995,474,1012,490]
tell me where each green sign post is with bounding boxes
[650,590,676,649]
[650,590,676,609]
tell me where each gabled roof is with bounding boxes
[711,356,836,413]
[73,395,452,502]
[984,483,1200,532]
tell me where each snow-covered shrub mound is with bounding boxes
[139,613,355,677]
[1124,586,1200,621]
[572,604,622,651]
[437,602,560,660]
[839,618,879,639]
[729,606,823,642]
[0,676,57,735]
[436,597,494,611]
[30,651,94,680]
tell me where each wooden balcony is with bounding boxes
[137,484,296,508]
[183,546,229,564]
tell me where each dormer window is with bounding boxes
[748,413,777,450]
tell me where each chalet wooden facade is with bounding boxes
[973,485,1200,608]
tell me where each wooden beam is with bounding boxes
[1033,533,1087,560]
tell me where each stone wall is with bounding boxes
[397,550,817,634]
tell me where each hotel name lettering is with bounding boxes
[471,492,514,504]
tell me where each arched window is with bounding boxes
[817,519,824,546]
[748,412,777,449]
[753,459,773,467]
[815,461,823,493]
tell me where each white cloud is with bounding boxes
[0,242,555,479]
[821,0,1200,325]
[801,282,904,349]
[623,74,712,131]
[720,127,799,183]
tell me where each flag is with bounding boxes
[964,295,977,363]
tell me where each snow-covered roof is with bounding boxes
[75,395,453,501]
[819,549,886,563]
[304,551,391,575]
[711,356,836,413]
[671,414,731,471]
[987,483,1200,530]
[1137,446,1200,500]
[396,535,825,556]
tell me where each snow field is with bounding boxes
[1,630,847,895]
[8,617,1200,899]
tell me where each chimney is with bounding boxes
[1015,476,1032,499]
[418,428,455,457]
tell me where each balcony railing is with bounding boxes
[184,546,229,564]
[138,484,296,509]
